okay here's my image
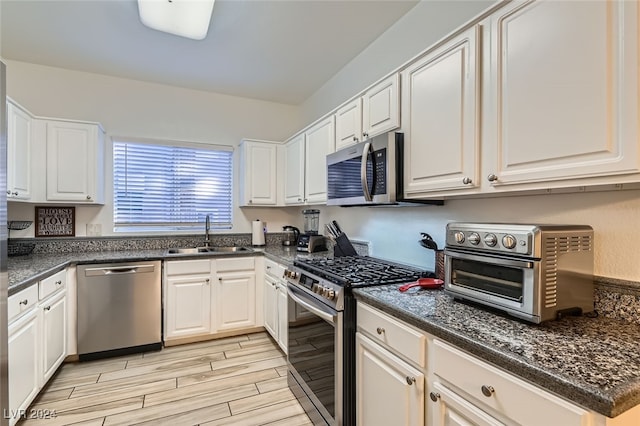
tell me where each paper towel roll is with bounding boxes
[252,220,266,246]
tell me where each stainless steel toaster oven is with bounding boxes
[444,223,594,323]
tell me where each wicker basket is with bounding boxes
[8,241,35,257]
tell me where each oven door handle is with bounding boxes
[287,286,337,325]
[444,249,534,269]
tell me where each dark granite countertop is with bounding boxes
[353,285,640,418]
[7,245,329,296]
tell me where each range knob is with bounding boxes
[454,231,465,244]
[502,234,517,249]
[468,232,481,245]
[312,284,321,294]
[326,289,336,300]
[484,233,497,247]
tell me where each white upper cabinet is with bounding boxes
[284,133,306,204]
[7,99,33,201]
[46,120,105,203]
[304,115,335,204]
[363,73,400,140]
[335,98,363,150]
[335,73,400,151]
[239,139,279,206]
[284,116,335,205]
[402,25,481,196]
[483,0,639,188]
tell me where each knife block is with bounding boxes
[333,233,358,257]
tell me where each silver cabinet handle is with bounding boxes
[205,278,210,285]
[86,195,92,200]
[12,191,18,196]
[352,136,358,142]
[481,385,495,397]
[429,392,440,402]
[55,280,62,286]
[19,299,28,306]
[462,177,473,185]
[5,190,10,195]
[376,327,385,335]
[44,306,51,311]
[406,376,416,385]
[487,174,498,182]
[363,132,369,139]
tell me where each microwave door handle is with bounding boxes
[360,142,373,201]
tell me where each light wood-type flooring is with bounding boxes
[20,332,313,426]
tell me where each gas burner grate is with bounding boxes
[294,256,429,287]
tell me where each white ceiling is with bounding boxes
[1,0,419,105]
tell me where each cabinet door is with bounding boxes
[215,271,256,331]
[264,275,278,339]
[8,309,40,421]
[356,332,424,426]
[485,0,639,186]
[165,275,212,339]
[46,120,103,203]
[402,25,480,196]
[41,291,67,383]
[335,98,363,150]
[430,382,505,426]
[284,134,305,204]
[240,140,277,206]
[7,101,32,200]
[276,282,288,353]
[304,116,335,204]
[362,73,400,139]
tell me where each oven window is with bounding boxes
[451,258,524,301]
[288,306,335,419]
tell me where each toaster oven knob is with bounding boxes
[484,233,497,246]
[468,232,480,245]
[454,231,465,244]
[502,234,517,249]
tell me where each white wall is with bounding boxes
[5,60,304,237]
[298,0,499,126]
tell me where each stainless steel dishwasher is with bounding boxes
[77,261,162,361]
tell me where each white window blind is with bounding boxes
[113,140,233,231]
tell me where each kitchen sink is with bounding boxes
[166,246,253,254]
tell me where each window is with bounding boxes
[113,139,233,232]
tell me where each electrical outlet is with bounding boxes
[86,223,102,236]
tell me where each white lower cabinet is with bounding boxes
[164,256,259,343]
[8,309,39,425]
[7,269,68,426]
[356,332,425,426]
[430,381,504,426]
[263,258,288,352]
[356,302,426,426]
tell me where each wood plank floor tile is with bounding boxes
[44,373,101,392]
[256,376,288,394]
[103,383,258,426]
[262,413,315,426]
[133,402,231,426]
[275,366,288,377]
[145,368,278,407]
[178,357,287,387]
[202,399,307,426]
[228,388,296,416]
[210,349,284,371]
[32,386,74,405]
[127,341,241,368]
[67,418,106,426]
[21,396,143,426]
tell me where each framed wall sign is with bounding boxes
[35,206,76,237]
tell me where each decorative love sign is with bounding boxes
[35,206,76,237]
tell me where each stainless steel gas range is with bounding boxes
[285,256,429,426]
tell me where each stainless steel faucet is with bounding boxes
[204,214,211,247]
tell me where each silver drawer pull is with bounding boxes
[481,385,495,397]
[429,392,440,402]
[406,376,416,385]
[55,280,62,285]
[376,327,385,335]
[19,299,28,306]
[44,306,51,311]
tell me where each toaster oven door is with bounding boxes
[444,250,538,314]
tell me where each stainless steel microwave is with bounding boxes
[326,132,442,207]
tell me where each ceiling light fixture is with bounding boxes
[138,0,215,40]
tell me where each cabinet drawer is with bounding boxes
[166,259,211,276]
[432,339,590,426]
[357,303,426,368]
[216,256,255,272]
[8,285,39,323]
[39,269,66,300]
[265,258,286,280]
